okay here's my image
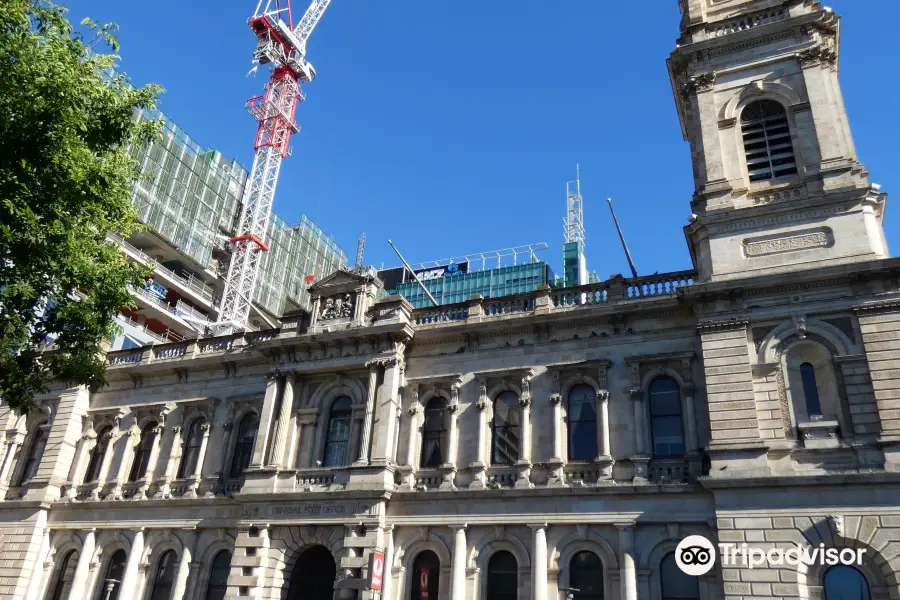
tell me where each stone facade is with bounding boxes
[1,2,899,600]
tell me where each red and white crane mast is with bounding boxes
[216,0,332,333]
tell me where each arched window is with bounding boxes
[128,422,158,482]
[323,396,352,468]
[47,549,78,600]
[410,550,440,600]
[648,377,685,458]
[568,384,597,461]
[18,422,48,485]
[420,398,447,468]
[98,549,127,600]
[660,552,699,600]
[741,99,798,182]
[205,550,232,600]
[487,551,518,600]
[824,565,871,600]
[800,362,823,418]
[149,550,178,600]
[570,551,603,600]
[491,391,521,465]
[230,413,259,477]
[178,418,207,478]
[84,426,112,483]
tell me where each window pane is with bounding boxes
[570,551,603,600]
[421,399,446,468]
[411,551,440,600]
[824,566,870,600]
[85,427,111,483]
[492,392,520,465]
[205,551,232,600]
[661,553,699,600]
[230,414,258,477]
[20,426,48,484]
[649,377,684,458]
[740,100,797,182]
[800,363,823,417]
[129,423,158,482]
[568,385,598,461]
[323,397,352,468]
[487,551,518,600]
[48,550,78,600]
[150,550,178,600]
[101,550,128,600]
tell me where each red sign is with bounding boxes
[420,568,430,600]
[368,552,385,591]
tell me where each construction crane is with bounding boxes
[215,0,333,333]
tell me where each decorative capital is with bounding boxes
[680,72,716,98]
[407,406,420,417]
[172,426,183,434]
[222,421,233,432]
[518,397,532,409]
[447,403,459,414]
[798,44,837,68]
[200,423,211,432]
[475,399,488,412]
[549,394,563,406]
[596,391,609,403]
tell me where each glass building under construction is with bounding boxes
[113,107,347,347]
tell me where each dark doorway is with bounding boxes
[410,550,440,600]
[487,551,518,600]
[288,545,337,600]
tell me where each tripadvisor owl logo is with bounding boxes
[675,536,717,576]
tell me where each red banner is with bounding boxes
[420,568,430,600]
[367,552,385,591]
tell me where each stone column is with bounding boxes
[450,525,467,600]
[118,528,145,600]
[382,525,395,600]
[515,377,533,489]
[93,429,117,499]
[111,428,136,498]
[69,528,96,598]
[595,389,611,458]
[24,527,51,600]
[67,429,94,498]
[372,358,403,465]
[270,373,296,468]
[632,391,647,455]
[188,423,212,497]
[251,373,282,468]
[181,562,203,600]
[295,409,318,469]
[530,524,548,600]
[170,529,197,600]
[468,382,489,489]
[617,524,638,600]
[405,388,421,468]
[356,363,380,465]
[157,421,184,499]
[550,395,563,461]
[137,422,165,498]
[682,386,698,453]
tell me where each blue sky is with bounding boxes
[69,1,900,278]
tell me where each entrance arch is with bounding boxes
[288,545,337,600]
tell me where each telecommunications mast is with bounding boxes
[216,0,333,333]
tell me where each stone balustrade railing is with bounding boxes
[105,269,696,369]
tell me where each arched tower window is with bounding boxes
[18,422,48,485]
[741,99,798,182]
[149,550,178,600]
[420,398,447,468]
[568,384,598,461]
[230,413,259,477]
[648,377,685,458]
[323,396,352,467]
[824,565,871,600]
[661,552,700,600]
[410,550,440,600]
[178,418,207,478]
[84,426,112,483]
[128,422,158,482]
[800,362,823,418]
[491,392,521,465]
[487,551,518,600]
[570,551,603,600]
[205,550,232,600]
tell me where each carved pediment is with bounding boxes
[308,269,371,294]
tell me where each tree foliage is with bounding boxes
[0,0,161,411]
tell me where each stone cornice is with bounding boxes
[696,319,750,333]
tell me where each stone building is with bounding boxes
[1,1,898,600]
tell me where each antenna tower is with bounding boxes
[355,232,367,269]
[564,164,585,245]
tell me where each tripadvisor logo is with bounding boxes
[675,535,866,576]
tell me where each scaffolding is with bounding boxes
[127,107,347,318]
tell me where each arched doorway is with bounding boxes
[487,551,518,600]
[410,550,440,600]
[287,545,337,600]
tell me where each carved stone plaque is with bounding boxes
[743,229,831,257]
